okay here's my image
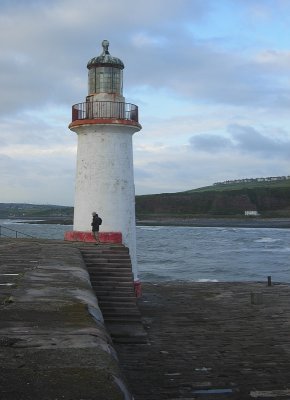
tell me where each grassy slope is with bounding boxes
[136,180,290,217]
[186,179,290,193]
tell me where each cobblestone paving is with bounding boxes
[115,282,290,400]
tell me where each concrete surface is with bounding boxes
[116,281,290,400]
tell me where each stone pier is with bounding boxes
[2,238,290,400]
[0,238,133,400]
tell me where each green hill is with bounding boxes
[136,178,290,218]
[0,203,73,221]
[1,178,289,221]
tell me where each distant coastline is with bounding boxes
[5,216,290,229]
[137,217,290,229]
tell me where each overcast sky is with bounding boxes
[0,0,290,205]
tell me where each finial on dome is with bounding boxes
[102,40,110,54]
[87,40,124,70]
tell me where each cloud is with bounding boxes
[134,136,290,194]
[228,124,290,158]
[0,151,75,205]
[189,123,290,159]
[1,0,289,123]
[189,134,232,153]
[4,0,290,118]
[0,0,290,203]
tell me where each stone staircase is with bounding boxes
[79,244,147,344]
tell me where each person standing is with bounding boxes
[91,212,102,243]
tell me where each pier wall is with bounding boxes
[0,238,132,400]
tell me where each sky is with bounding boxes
[0,0,290,205]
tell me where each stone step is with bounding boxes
[91,284,135,293]
[91,281,134,286]
[98,299,138,307]
[87,262,131,268]
[85,262,132,267]
[91,280,134,287]
[88,267,132,272]
[98,298,137,303]
[81,248,129,254]
[91,284,135,290]
[84,258,131,264]
[81,250,127,254]
[86,265,132,270]
[104,315,142,322]
[91,281,133,287]
[88,271,132,278]
[93,290,135,297]
[90,272,133,287]
[96,293,137,300]
[91,291,136,298]
[88,270,133,277]
[89,273,133,279]
[100,304,140,312]
[83,254,131,260]
[92,282,135,288]
[92,289,135,296]
[87,267,133,274]
[96,296,136,302]
[83,252,129,257]
[102,314,142,322]
[80,244,147,344]
[90,276,134,281]
[87,264,132,269]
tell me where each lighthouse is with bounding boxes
[65,40,142,287]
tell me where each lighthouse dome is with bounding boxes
[87,40,124,96]
[87,40,124,70]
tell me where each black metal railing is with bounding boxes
[72,101,139,123]
[0,225,34,239]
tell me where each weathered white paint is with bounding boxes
[70,122,140,278]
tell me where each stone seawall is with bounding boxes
[0,238,132,400]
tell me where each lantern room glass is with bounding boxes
[88,67,123,95]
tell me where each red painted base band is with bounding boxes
[64,231,122,244]
[134,280,142,298]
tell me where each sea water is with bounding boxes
[137,226,290,283]
[0,220,289,283]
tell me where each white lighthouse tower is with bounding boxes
[65,40,142,289]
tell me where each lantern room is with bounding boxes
[87,40,124,97]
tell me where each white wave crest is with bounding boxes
[255,237,280,243]
[138,226,162,231]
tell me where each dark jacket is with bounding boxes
[91,215,102,232]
